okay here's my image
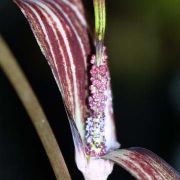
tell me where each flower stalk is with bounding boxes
[0,35,71,180]
[93,0,106,66]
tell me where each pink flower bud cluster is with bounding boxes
[85,48,109,157]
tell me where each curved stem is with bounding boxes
[0,35,71,180]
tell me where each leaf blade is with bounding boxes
[14,0,91,138]
[103,147,180,180]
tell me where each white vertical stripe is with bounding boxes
[23,2,65,96]
[24,2,65,97]
[62,0,87,27]
[47,0,87,67]
[32,1,73,107]
[36,1,83,133]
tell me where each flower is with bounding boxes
[14,0,119,179]
[14,0,180,179]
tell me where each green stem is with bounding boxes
[93,0,106,65]
[93,0,106,41]
[0,35,71,180]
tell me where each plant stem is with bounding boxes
[93,0,106,66]
[0,35,71,180]
[93,0,106,42]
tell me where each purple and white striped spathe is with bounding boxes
[104,147,180,180]
[14,0,91,139]
[14,1,180,179]
[14,0,119,155]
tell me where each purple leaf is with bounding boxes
[103,147,180,179]
[14,0,91,139]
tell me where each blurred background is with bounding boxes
[0,0,179,179]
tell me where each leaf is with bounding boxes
[14,0,91,138]
[103,147,180,180]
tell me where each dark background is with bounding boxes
[0,0,180,179]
